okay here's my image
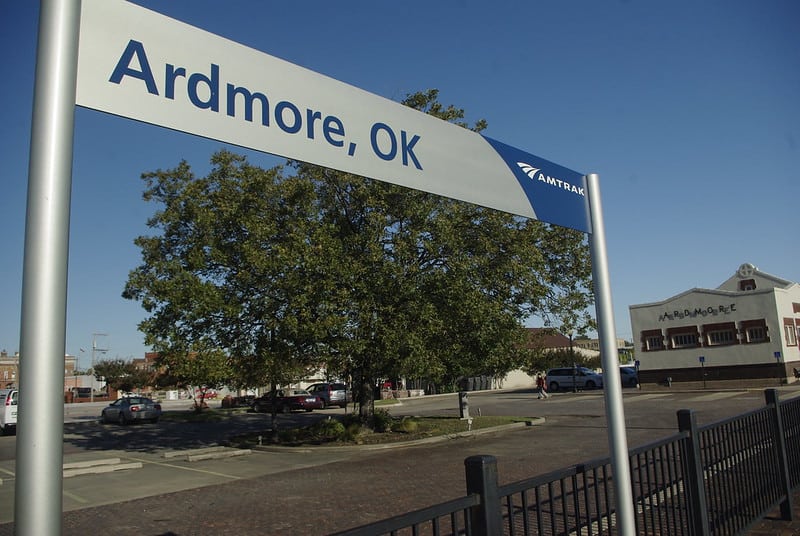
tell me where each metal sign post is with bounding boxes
[700,355,706,389]
[586,174,635,534]
[16,1,81,534]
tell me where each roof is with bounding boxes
[524,328,572,349]
[629,263,798,310]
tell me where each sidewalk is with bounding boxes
[747,490,800,535]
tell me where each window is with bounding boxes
[641,329,664,352]
[741,319,769,344]
[738,279,756,291]
[667,326,700,349]
[747,327,767,342]
[646,336,664,350]
[707,330,735,346]
[672,333,698,348]
[703,322,737,347]
[785,320,798,346]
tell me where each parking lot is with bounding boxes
[0,386,796,535]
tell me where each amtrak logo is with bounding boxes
[517,162,540,179]
[516,162,585,197]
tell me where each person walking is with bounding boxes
[536,374,549,399]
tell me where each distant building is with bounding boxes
[0,350,95,393]
[0,350,20,388]
[629,263,800,387]
[573,336,634,362]
[525,328,600,359]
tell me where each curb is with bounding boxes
[162,446,253,461]
[62,458,143,478]
[252,417,546,453]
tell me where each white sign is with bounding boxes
[76,0,590,232]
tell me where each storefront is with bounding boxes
[629,263,800,387]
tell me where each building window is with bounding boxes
[747,327,767,342]
[738,279,756,291]
[785,319,798,346]
[703,322,737,347]
[672,333,699,348]
[641,329,664,351]
[707,330,735,345]
[646,336,664,351]
[666,326,701,349]
[740,319,769,344]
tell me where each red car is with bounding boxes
[251,389,322,413]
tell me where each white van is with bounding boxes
[545,367,604,392]
[0,389,18,435]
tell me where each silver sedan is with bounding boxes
[101,396,162,425]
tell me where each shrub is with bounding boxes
[311,418,345,441]
[278,428,301,443]
[392,417,419,434]
[371,408,393,432]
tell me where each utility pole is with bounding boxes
[91,333,108,402]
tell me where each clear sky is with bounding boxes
[1,1,798,369]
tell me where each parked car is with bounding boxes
[0,389,18,435]
[306,382,350,409]
[546,367,604,392]
[251,389,323,413]
[619,366,639,387]
[101,396,162,425]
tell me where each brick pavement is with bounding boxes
[1,424,616,536]
[746,490,800,536]
[3,391,798,535]
[3,430,795,535]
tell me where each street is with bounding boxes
[0,386,795,534]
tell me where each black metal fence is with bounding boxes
[331,388,799,536]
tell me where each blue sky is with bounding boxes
[1,1,798,368]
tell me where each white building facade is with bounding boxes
[629,263,800,387]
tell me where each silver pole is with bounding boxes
[16,1,81,534]
[585,173,636,534]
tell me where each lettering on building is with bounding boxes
[658,304,736,322]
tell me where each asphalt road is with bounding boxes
[0,386,796,535]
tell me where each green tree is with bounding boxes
[296,90,594,415]
[123,151,342,430]
[149,342,232,411]
[93,359,150,394]
[123,88,594,429]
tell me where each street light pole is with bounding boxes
[90,333,108,402]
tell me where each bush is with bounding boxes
[278,427,301,443]
[391,417,419,434]
[311,418,345,440]
[371,408,393,433]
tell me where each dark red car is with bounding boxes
[251,389,323,413]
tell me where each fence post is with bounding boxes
[677,409,710,536]
[465,455,502,535]
[765,388,793,521]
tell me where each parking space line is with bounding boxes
[689,392,745,402]
[63,490,89,504]
[0,467,15,477]
[122,455,243,480]
[625,394,672,403]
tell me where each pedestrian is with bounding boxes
[536,374,549,399]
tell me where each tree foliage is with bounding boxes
[93,359,151,393]
[123,89,595,421]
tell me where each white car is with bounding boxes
[0,389,18,435]
[545,367,603,392]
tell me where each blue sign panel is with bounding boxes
[484,137,589,233]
